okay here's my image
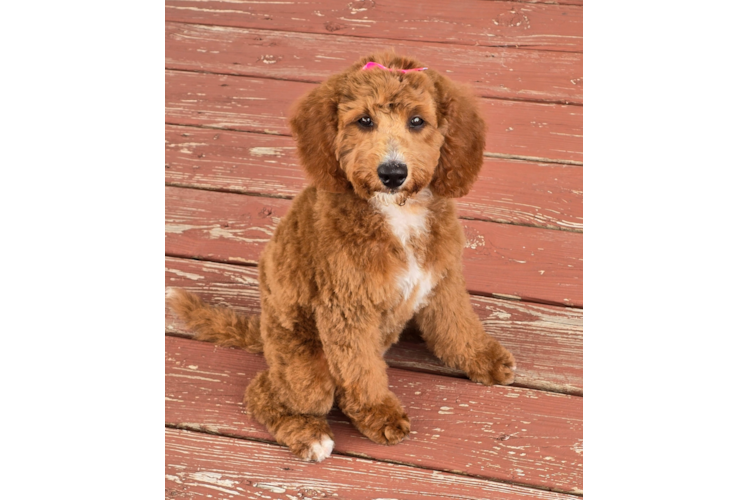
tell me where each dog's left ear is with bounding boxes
[429,74,486,198]
[289,75,351,193]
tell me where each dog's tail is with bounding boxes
[166,288,263,353]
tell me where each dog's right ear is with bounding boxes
[289,76,351,192]
[428,72,486,198]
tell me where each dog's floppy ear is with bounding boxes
[429,74,486,198]
[289,76,350,192]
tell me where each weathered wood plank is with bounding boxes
[166,125,583,231]
[165,336,583,494]
[486,0,582,5]
[166,427,582,499]
[533,0,582,4]
[165,0,583,52]
[165,187,583,306]
[165,70,583,164]
[165,22,583,104]
[165,256,583,395]
[165,188,288,266]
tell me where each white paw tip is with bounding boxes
[306,435,334,462]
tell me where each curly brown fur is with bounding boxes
[167,52,515,462]
[166,288,262,353]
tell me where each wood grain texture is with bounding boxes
[165,336,583,493]
[166,125,583,231]
[165,0,583,52]
[494,0,584,5]
[165,70,583,164]
[166,427,582,499]
[165,21,583,104]
[165,256,583,395]
[487,0,582,5]
[165,186,583,306]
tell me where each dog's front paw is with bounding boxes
[349,395,411,445]
[466,341,516,386]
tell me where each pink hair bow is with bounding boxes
[361,61,428,73]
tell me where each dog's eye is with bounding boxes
[409,116,425,128]
[358,116,374,128]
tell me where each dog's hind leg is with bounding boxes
[245,371,335,462]
[415,269,516,386]
[244,313,337,462]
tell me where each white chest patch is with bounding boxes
[372,190,435,310]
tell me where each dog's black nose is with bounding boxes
[377,161,408,189]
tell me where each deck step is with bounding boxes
[165,187,583,307]
[165,256,583,395]
[165,70,583,164]
[166,21,583,104]
[166,427,582,499]
[165,0,583,52]
[165,125,583,231]
[165,336,583,493]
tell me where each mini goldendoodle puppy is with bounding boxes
[168,52,516,462]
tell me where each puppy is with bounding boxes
[167,53,516,463]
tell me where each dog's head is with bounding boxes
[289,53,486,200]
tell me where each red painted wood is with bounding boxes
[499,0,582,5]
[165,187,583,306]
[165,336,583,493]
[165,21,583,104]
[165,125,583,230]
[165,0,583,52]
[165,70,583,164]
[494,0,584,5]
[165,256,583,394]
[166,427,582,499]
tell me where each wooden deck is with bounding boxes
[165,1,583,497]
